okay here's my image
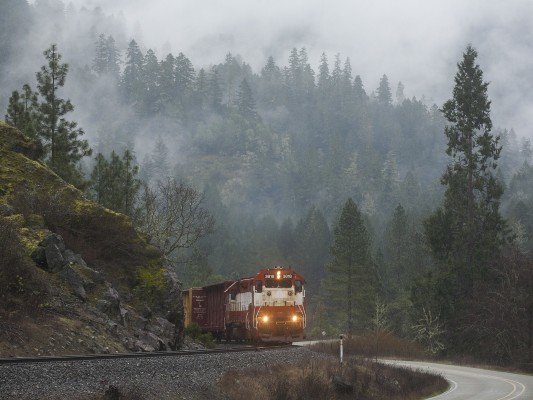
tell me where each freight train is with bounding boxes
[183,266,306,343]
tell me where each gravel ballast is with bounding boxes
[0,347,322,399]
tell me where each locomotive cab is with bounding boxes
[250,266,306,342]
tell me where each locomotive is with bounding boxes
[183,266,306,343]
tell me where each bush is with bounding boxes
[219,358,447,400]
[0,216,49,316]
[185,322,216,348]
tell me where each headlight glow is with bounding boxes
[292,315,298,322]
[262,315,269,323]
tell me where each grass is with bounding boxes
[219,357,448,400]
[219,333,448,400]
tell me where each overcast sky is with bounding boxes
[41,0,533,137]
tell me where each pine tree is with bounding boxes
[425,44,507,297]
[235,78,258,120]
[317,52,330,93]
[376,74,392,106]
[5,84,38,138]
[89,150,140,216]
[121,39,145,106]
[208,66,223,113]
[294,207,331,295]
[353,75,367,102]
[35,44,91,185]
[93,34,120,78]
[158,53,176,109]
[324,198,377,334]
[143,49,160,113]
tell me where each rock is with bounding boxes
[103,286,121,316]
[31,247,47,269]
[146,317,175,339]
[119,307,129,328]
[44,244,66,272]
[59,265,87,301]
[63,249,88,268]
[0,204,15,216]
[161,270,184,349]
[142,304,153,319]
[40,233,66,253]
[135,340,155,352]
[96,300,111,313]
[138,331,161,350]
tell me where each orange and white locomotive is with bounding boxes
[183,266,306,343]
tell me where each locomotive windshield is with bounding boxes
[265,278,292,288]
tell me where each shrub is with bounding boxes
[0,216,49,316]
[185,322,216,348]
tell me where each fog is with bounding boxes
[32,0,531,138]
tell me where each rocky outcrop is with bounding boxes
[0,122,187,357]
[28,231,182,353]
[31,232,100,301]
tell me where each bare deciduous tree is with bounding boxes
[412,308,445,355]
[136,179,215,257]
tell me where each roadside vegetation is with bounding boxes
[219,352,447,400]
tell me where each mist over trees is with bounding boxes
[1,1,532,365]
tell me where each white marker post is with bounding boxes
[339,334,344,366]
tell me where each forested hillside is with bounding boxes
[1,1,532,366]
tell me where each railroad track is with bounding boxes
[0,343,293,365]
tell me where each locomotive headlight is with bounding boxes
[292,315,298,322]
[276,271,281,279]
[262,315,269,323]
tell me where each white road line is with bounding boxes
[496,378,526,400]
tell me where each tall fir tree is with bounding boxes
[121,39,145,107]
[235,78,258,121]
[425,44,506,297]
[376,74,392,106]
[324,198,377,335]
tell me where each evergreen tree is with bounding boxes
[294,207,331,295]
[425,44,506,297]
[353,75,367,102]
[396,81,405,104]
[324,198,377,334]
[208,66,223,113]
[89,149,140,216]
[5,84,38,139]
[35,44,91,185]
[193,68,209,114]
[317,52,330,93]
[120,39,145,106]
[158,53,177,110]
[260,56,283,108]
[376,74,392,106]
[143,49,160,113]
[235,78,258,120]
[92,34,120,78]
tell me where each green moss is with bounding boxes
[137,265,166,291]
[5,214,24,225]
[19,227,47,255]
[25,214,45,228]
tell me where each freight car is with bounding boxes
[183,266,306,343]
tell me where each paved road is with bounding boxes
[384,360,533,399]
